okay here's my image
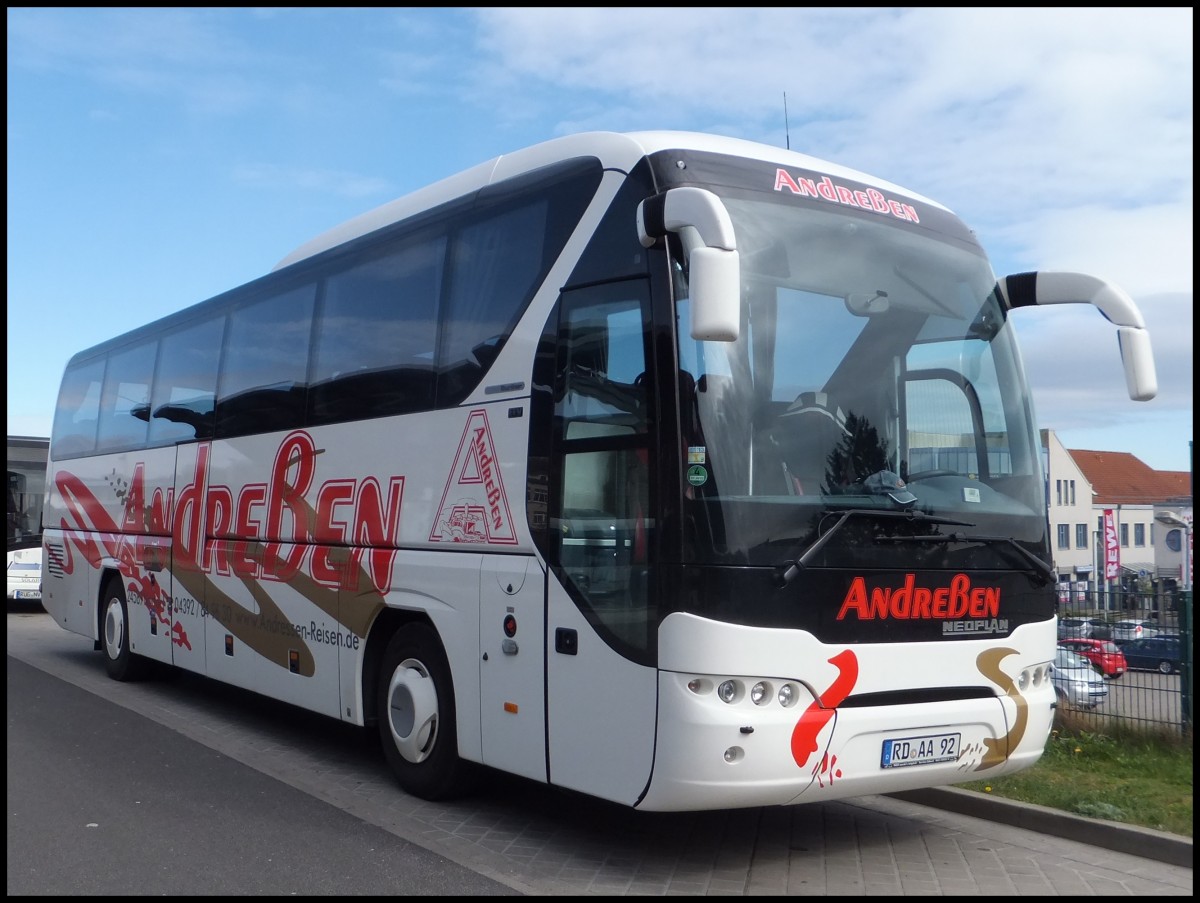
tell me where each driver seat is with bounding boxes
[758,391,850,495]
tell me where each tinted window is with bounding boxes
[436,159,603,406]
[438,201,548,405]
[149,316,224,444]
[96,340,157,452]
[215,284,316,438]
[52,157,604,450]
[51,358,105,458]
[309,236,444,424]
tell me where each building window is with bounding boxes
[1055,480,1062,506]
[1120,523,1129,547]
[1134,523,1145,547]
[1076,524,1088,549]
[1069,480,1076,505]
[1057,524,1070,550]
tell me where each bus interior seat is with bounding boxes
[755,391,850,495]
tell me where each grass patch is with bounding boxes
[955,710,1193,837]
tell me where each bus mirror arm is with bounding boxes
[997,271,1158,401]
[637,188,741,342]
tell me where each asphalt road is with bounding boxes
[6,655,516,895]
[7,606,1193,896]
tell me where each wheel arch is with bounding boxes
[361,607,438,728]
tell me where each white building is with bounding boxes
[1044,430,1191,611]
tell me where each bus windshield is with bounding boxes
[674,192,1045,568]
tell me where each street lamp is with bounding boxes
[1155,511,1191,591]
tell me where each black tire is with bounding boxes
[1158,660,1174,675]
[101,577,148,681]
[376,623,476,801]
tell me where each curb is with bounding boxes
[890,786,1193,869]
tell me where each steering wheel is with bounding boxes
[903,469,958,482]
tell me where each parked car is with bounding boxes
[6,545,42,603]
[1110,619,1160,644]
[1119,636,1184,674]
[1057,638,1127,679]
[1051,646,1109,709]
[1057,617,1112,641]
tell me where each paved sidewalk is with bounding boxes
[893,787,1192,869]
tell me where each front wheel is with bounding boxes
[101,578,148,681]
[376,623,476,801]
[1158,660,1174,675]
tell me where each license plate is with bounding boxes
[881,732,961,768]
[13,590,41,600]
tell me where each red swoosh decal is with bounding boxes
[790,649,858,769]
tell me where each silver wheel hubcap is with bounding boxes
[386,658,439,764]
[104,597,125,661]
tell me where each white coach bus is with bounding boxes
[41,131,1156,810]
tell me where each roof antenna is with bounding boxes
[783,91,790,150]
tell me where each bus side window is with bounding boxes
[310,236,443,425]
[51,359,105,459]
[149,317,223,444]
[93,340,155,453]
[214,284,315,439]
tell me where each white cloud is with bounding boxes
[1007,204,1194,298]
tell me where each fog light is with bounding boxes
[778,683,797,707]
[717,680,738,703]
[750,681,770,705]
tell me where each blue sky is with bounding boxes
[7,8,1193,473]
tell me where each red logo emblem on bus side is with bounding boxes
[430,410,517,545]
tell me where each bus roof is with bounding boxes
[272,130,950,272]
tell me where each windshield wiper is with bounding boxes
[881,531,1056,586]
[774,509,973,588]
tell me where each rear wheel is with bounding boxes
[101,578,149,681]
[376,623,476,801]
[1158,660,1174,675]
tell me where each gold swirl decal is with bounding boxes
[169,539,385,678]
[973,647,1027,771]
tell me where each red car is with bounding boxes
[1057,638,1127,679]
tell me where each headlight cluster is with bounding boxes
[1016,663,1051,692]
[688,677,801,708]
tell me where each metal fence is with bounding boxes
[1056,589,1193,736]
